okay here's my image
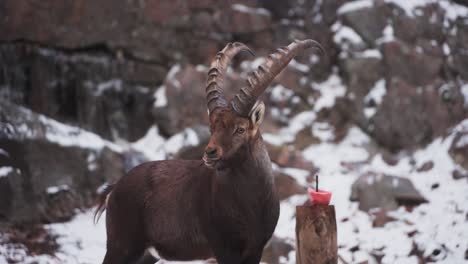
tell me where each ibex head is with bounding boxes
[203,40,322,169]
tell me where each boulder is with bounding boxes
[370,78,466,151]
[381,40,444,87]
[0,43,164,142]
[393,3,445,44]
[449,127,468,170]
[274,172,307,200]
[215,4,272,33]
[0,100,126,224]
[447,18,468,80]
[340,3,395,46]
[350,172,427,212]
[266,143,317,172]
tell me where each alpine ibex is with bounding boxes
[95,39,321,264]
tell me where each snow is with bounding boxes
[0,148,10,157]
[231,4,271,16]
[3,104,122,152]
[332,24,364,45]
[376,24,395,44]
[94,79,123,96]
[269,85,294,102]
[131,126,200,160]
[47,184,70,195]
[288,59,310,73]
[356,49,382,59]
[0,167,13,178]
[167,64,182,90]
[461,83,468,107]
[337,0,373,15]
[38,114,122,153]
[154,85,168,108]
[312,74,347,112]
[131,125,166,160]
[364,79,386,118]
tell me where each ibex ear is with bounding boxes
[249,101,265,127]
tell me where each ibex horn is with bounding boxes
[231,39,323,116]
[206,42,254,115]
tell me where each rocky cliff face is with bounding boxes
[1,0,468,263]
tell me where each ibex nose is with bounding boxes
[205,147,218,158]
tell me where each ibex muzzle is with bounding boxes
[95,39,321,264]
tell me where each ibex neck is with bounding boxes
[216,136,273,184]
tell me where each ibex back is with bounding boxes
[95,39,321,264]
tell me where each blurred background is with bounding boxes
[0,0,467,263]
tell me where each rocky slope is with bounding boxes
[1,0,468,263]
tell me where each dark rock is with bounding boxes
[0,100,125,224]
[0,0,235,64]
[447,18,468,80]
[294,127,321,150]
[215,4,272,33]
[417,161,434,172]
[261,235,294,264]
[452,170,468,180]
[381,40,444,87]
[274,172,307,200]
[266,143,317,172]
[340,54,384,128]
[340,3,395,46]
[449,128,468,170]
[0,43,164,141]
[350,172,427,212]
[393,4,445,44]
[371,78,466,151]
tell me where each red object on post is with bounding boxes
[307,188,332,205]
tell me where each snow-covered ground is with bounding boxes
[2,118,466,264]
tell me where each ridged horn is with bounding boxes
[206,42,253,115]
[231,39,323,116]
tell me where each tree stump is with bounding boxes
[296,205,337,264]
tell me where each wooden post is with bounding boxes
[296,205,337,264]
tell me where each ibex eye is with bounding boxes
[236,127,245,134]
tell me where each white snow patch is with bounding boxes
[364,79,386,118]
[37,115,122,152]
[356,49,382,59]
[289,59,310,73]
[263,111,316,145]
[167,64,182,90]
[270,85,294,102]
[461,83,468,107]
[94,79,122,96]
[0,166,13,178]
[231,4,271,16]
[154,85,168,108]
[47,184,70,195]
[0,148,10,157]
[337,0,373,14]
[131,125,166,160]
[313,74,346,112]
[376,24,395,44]
[164,128,200,155]
[333,24,364,45]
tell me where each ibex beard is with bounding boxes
[94,39,321,264]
